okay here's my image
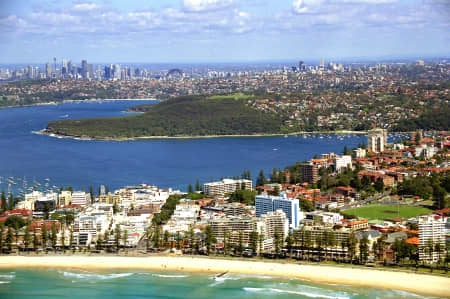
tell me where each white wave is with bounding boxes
[151,274,187,278]
[60,271,134,280]
[243,287,349,299]
[0,274,15,279]
[0,281,10,284]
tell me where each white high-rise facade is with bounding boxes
[418,215,446,263]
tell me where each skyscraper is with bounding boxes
[61,59,67,75]
[81,60,88,79]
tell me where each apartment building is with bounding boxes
[204,179,252,196]
[418,215,446,263]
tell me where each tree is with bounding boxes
[152,226,161,249]
[304,230,312,261]
[5,215,25,229]
[188,184,194,194]
[187,224,194,252]
[163,231,170,249]
[115,225,121,251]
[223,230,229,255]
[435,240,443,264]
[204,225,216,255]
[146,228,151,251]
[33,230,38,252]
[258,234,264,257]
[122,229,128,250]
[113,200,119,214]
[343,146,351,156]
[299,198,314,212]
[96,234,103,250]
[425,238,434,265]
[60,226,65,252]
[359,236,369,264]
[347,231,357,263]
[274,231,282,256]
[6,227,13,251]
[0,190,6,212]
[237,231,244,256]
[69,229,74,250]
[44,202,51,220]
[374,179,384,192]
[250,230,258,255]
[256,169,267,187]
[195,179,201,192]
[41,224,48,249]
[286,231,294,258]
[228,189,256,205]
[89,185,94,204]
[24,226,31,251]
[51,223,57,251]
[0,225,4,252]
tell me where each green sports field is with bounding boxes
[343,205,432,220]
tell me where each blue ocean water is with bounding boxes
[0,268,435,299]
[0,100,399,192]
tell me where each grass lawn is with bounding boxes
[343,205,432,220]
[209,93,253,100]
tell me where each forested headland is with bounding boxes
[45,95,287,139]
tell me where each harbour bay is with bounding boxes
[0,100,389,193]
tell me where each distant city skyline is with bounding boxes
[1,0,449,63]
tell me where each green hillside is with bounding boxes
[46,95,286,138]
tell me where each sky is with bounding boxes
[0,0,449,63]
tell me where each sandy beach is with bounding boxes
[0,255,448,297]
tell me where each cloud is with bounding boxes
[183,0,233,12]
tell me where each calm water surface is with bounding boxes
[0,100,400,191]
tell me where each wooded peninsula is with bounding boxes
[44,95,287,139]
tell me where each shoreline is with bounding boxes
[0,255,449,297]
[38,129,397,141]
[0,98,158,110]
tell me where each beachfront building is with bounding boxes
[162,201,200,234]
[210,210,288,251]
[255,193,302,228]
[368,128,387,153]
[418,215,446,263]
[71,191,91,206]
[203,179,252,196]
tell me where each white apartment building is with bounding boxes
[368,128,387,153]
[204,179,252,196]
[334,155,352,172]
[418,215,446,263]
[71,191,90,206]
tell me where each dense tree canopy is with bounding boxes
[46,96,286,138]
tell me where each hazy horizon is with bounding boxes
[1,0,449,64]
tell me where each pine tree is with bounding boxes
[24,226,31,251]
[6,227,13,251]
[33,230,38,252]
[1,190,6,212]
[256,169,266,187]
[188,184,194,194]
[41,224,48,249]
[195,179,201,192]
